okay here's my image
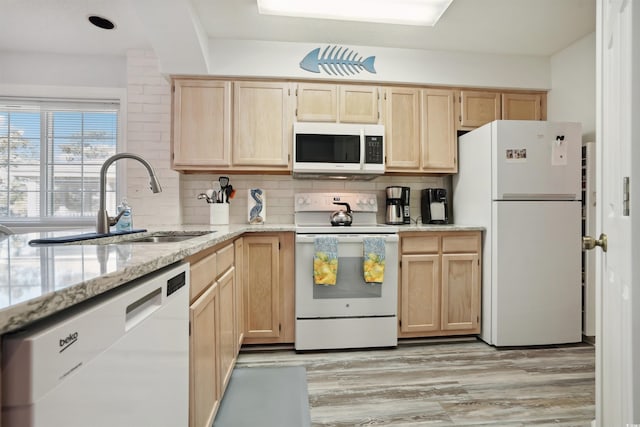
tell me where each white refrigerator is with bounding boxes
[453,120,582,346]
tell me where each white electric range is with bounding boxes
[294,192,399,351]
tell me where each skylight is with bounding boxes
[256,0,453,26]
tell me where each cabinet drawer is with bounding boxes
[216,243,235,277]
[402,235,439,253]
[191,252,217,301]
[442,234,479,253]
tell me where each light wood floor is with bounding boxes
[237,339,595,426]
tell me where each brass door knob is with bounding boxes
[583,233,608,252]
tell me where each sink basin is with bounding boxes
[125,232,214,244]
[29,230,216,246]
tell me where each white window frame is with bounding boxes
[0,84,127,232]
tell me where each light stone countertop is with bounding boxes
[0,223,482,335]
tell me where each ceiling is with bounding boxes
[0,0,595,59]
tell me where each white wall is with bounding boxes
[547,32,596,141]
[208,39,551,90]
[0,51,126,88]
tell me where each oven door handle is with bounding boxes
[296,234,398,243]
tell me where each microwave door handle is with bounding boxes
[360,128,365,170]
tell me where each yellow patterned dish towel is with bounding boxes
[363,237,385,284]
[314,236,338,285]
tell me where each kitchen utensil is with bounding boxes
[212,181,222,203]
[330,202,353,226]
[218,176,229,202]
[197,193,213,203]
[224,184,234,203]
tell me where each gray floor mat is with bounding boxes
[213,366,311,427]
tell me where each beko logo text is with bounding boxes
[59,332,78,353]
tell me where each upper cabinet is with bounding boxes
[172,79,232,170]
[458,90,501,129]
[296,83,379,123]
[421,89,457,172]
[383,87,456,173]
[170,77,546,175]
[501,93,544,121]
[383,87,421,170]
[233,81,294,170]
[457,89,546,131]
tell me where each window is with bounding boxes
[0,98,119,224]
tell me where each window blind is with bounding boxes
[0,99,119,221]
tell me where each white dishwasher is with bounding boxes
[2,262,190,427]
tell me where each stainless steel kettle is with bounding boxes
[330,202,353,226]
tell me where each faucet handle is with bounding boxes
[109,210,126,227]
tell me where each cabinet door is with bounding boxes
[243,235,280,338]
[339,85,379,123]
[421,88,457,172]
[233,81,293,168]
[400,253,440,334]
[189,283,219,427]
[384,87,421,170]
[296,83,337,122]
[218,267,236,393]
[459,90,501,128]
[501,93,543,121]
[234,238,244,353]
[441,253,480,332]
[172,79,231,169]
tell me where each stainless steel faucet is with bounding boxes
[96,153,162,234]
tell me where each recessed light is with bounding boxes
[88,15,116,30]
[257,0,453,26]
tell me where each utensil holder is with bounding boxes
[210,203,229,225]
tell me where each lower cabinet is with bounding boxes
[189,277,220,427]
[242,232,295,344]
[398,231,481,338]
[187,240,241,427]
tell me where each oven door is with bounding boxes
[295,233,398,318]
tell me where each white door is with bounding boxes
[596,0,638,424]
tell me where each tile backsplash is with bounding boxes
[181,174,450,225]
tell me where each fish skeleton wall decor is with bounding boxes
[300,46,376,76]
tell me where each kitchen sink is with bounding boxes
[124,231,214,244]
[29,230,216,246]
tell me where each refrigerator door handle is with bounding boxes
[500,193,579,201]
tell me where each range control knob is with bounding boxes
[369,198,376,206]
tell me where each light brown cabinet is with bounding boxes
[234,238,244,352]
[296,83,379,123]
[242,232,295,344]
[172,79,232,170]
[384,87,456,173]
[501,92,544,120]
[458,90,501,129]
[421,88,457,172]
[383,87,421,170]
[188,249,220,427]
[233,81,294,169]
[187,241,241,427]
[457,89,546,130]
[398,231,481,338]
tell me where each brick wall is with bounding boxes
[125,49,181,227]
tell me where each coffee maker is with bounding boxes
[385,186,404,225]
[421,188,449,224]
[401,187,411,224]
[385,186,411,225]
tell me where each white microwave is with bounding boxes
[293,122,385,177]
